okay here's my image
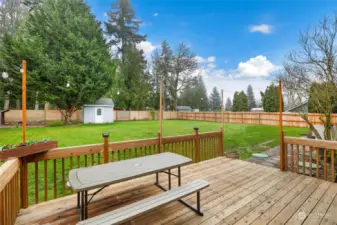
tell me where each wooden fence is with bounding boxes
[3,110,178,124]
[4,127,223,209]
[0,158,20,225]
[178,112,337,128]
[282,136,337,183]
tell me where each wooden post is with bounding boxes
[279,80,285,171]
[220,127,224,156]
[22,60,27,142]
[20,158,28,208]
[194,127,200,162]
[102,133,109,163]
[221,89,224,130]
[157,132,161,153]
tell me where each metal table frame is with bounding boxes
[76,165,203,220]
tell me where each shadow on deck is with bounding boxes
[15,157,337,225]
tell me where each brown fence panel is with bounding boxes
[177,111,337,128]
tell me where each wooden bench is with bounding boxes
[77,179,209,225]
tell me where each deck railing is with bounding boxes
[282,136,337,182]
[16,127,223,208]
[0,158,20,225]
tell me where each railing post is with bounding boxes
[280,130,286,171]
[220,128,224,156]
[102,133,109,163]
[194,127,200,162]
[158,132,161,153]
[20,157,28,208]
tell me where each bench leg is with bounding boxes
[155,172,159,185]
[84,190,88,219]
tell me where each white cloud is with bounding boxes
[137,41,157,57]
[104,12,108,17]
[249,24,273,34]
[207,63,216,69]
[236,55,278,77]
[195,55,278,102]
[153,13,159,17]
[207,56,216,63]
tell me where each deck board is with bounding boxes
[14,157,337,225]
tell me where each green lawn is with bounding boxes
[1,120,307,151]
[0,120,308,204]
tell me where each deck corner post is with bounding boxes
[220,127,224,156]
[102,133,109,163]
[20,157,28,209]
[280,130,286,171]
[157,131,161,153]
[194,127,200,162]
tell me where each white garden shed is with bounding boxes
[83,98,114,124]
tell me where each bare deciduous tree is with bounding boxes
[170,43,198,110]
[281,13,337,140]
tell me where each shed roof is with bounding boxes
[84,98,114,107]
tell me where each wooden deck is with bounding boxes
[15,157,337,225]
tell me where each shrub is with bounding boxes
[151,109,157,120]
[71,119,82,125]
[47,120,64,127]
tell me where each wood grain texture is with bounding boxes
[13,157,337,225]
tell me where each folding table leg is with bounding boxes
[77,192,80,208]
[80,191,85,220]
[168,169,171,190]
[84,190,88,219]
[178,166,181,187]
[155,172,159,185]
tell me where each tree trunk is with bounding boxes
[63,109,74,125]
[4,94,9,110]
[324,114,332,140]
[301,114,322,139]
[16,99,20,109]
[35,91,39,110]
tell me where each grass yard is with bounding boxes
[1,120,308,205]
[1,120,307,151]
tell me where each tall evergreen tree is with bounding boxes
[209,87,221,111]
[19,0,116,123]
[179,76,209,111]
[225,97,232,111]
[261,84,283,112]
[247,84,256,111]
[105,0,146,62]
[232,91,248,112]
[151,40,173,110]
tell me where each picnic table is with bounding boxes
[68,152,192,220]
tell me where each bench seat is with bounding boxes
[77,179,209,225]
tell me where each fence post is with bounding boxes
[20,158,28,208]
[103,133,109,163]
[157,132,161,153]
[220,127,224,156]
[194,127,200,162]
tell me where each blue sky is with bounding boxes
[86,0,337,102]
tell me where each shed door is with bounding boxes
[95,108,103,123]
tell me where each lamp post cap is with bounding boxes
[102,133,109,138]
[193,126,199,130]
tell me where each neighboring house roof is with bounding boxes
[84,98,114,107]
[286,101,308,112]
[177,106,192,111]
